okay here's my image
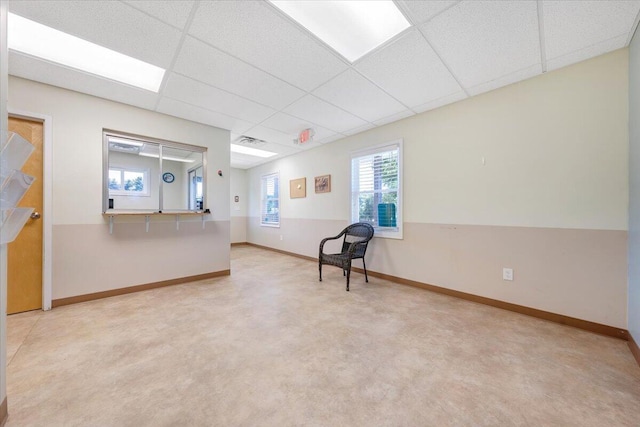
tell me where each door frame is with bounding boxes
[8,109,52,311]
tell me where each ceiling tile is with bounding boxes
[234,136,302,156]
[421,1,540,89]
[188,0,348,91]
[240,125,299,147]
[343,123,376,136]
[162,73,276,124]
[543,0,640,61]
[174,37,305,110]
[241,127,332,153]
[312,70,407,122]
[413,91,467,114]
[283,96,368,133]
[156,97,253,134]
[315,134,344,144]
[398,0,460,24]
[9,52,159,110]
[230,152,266,169]
[121,0,195,29]
[467,64,541,97]
[547,34,629,72]
[373,110,415,126]
[260,113,337,143]
[9,0,182,68]
[356,29,462,109]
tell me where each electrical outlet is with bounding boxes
[280,235,283,241]
[503,268,513,281]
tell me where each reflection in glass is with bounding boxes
[189,165,203,210]
[104,131,206,212]
[162,147,203,212]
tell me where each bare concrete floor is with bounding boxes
[6,245,640,426]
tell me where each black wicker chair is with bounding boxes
[319,222,374,291]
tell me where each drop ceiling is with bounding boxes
[8,0,640,169]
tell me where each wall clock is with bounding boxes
[162,172,175,183]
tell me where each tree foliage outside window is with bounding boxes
[109,168,149,196]
[351,141,402,238]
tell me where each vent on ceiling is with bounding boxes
[235,136,268,146]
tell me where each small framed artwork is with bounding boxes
[290,177,306,198]
[315,175,331,194]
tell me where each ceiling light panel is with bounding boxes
[9,51,160,110]
[312,69,407,122]
[230,152,271,169]
[188,0,348,91]
[8,13,166,92]
[355,29,462,109]
[9,0,182,68]
[162,73,276,124]
[230,144,278,158]
[542,1,640,62]
[174,37,305,110]
[270,1,411,62]
[422,1,540,88]
[139,153,195,163]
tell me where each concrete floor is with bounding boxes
[6,245,640,426]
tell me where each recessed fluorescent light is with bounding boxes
[139,152,195,163]
[269,1,410,62]
[230,144,277,158]
[108,137,144,147]
[8,13,166,92]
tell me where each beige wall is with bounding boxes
[629,29,640,341]
[248,50,629,328]
[8,77,231,299]
[230,168,247,243]
[0,0,8,407]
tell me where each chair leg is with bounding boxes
[363,259,368,283]
[346,265,351,291]
[319,261,322,282]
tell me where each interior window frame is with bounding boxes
[102,129,208,213]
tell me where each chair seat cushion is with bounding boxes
[321,253,350,266]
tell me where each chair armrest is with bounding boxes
[319,235,339,253]
[319,230,347,254]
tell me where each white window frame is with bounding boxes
[261,172,280,227]
[108,166,151,197]
[350,139,403,239]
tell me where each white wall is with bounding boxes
[230,167,247,243]
[629,30,640,342]
[247,49,629,328]
[8,76,231,299]
[0,0,8,411]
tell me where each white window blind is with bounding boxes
[261,172,280,227]
[351,141,402,238]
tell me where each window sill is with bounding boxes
[261,223,280,228]
[373,228,403,240]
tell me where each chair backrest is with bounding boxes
[341,223,375,258]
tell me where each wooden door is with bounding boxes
[7,117,43,314]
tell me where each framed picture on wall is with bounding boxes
[315,175,331,193]
[290,177,306,198]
